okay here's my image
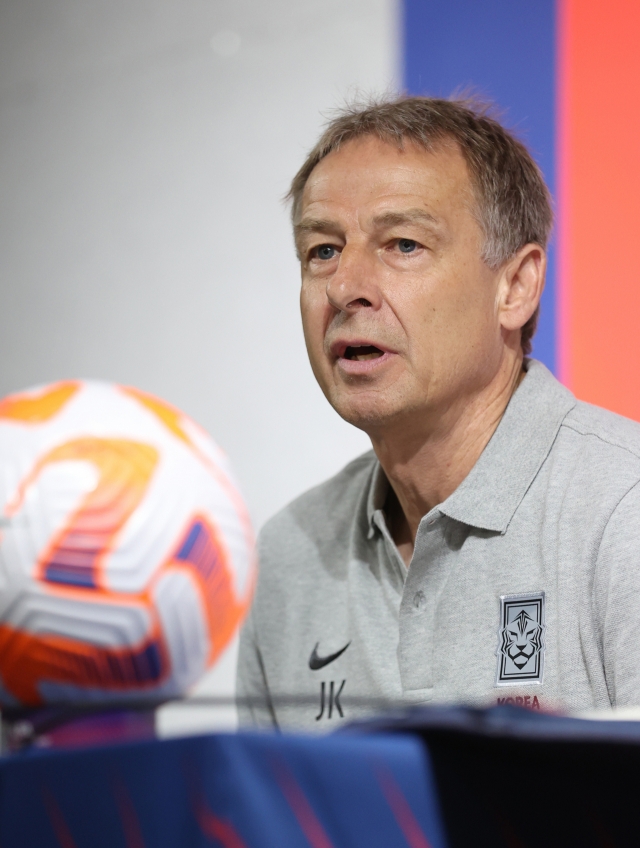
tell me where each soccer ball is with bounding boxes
[0,380,255,705]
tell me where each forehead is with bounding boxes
[299,135,477,224]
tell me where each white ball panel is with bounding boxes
[5,589,152,647]
[154,569,208,692]
[5,462,99,575]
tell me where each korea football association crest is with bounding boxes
[496,592,545,686]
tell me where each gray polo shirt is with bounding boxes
[237,360,640,730]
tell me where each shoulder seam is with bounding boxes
[258,450,376,532]
[562,419,640,462]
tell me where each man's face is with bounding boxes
[297,135,509,435]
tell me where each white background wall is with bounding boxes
[0,0,398,732]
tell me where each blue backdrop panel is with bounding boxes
[403,0,557,373]
[0,731,448,848]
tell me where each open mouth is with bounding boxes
[343,345,384,362]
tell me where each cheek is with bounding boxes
[431,265,499,337]
[399,272,498,371]
[300,284,327,351]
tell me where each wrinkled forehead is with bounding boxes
[297,135,480,227]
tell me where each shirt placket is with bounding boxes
[398,509,451,701]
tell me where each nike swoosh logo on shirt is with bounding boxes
[308,641,351,670]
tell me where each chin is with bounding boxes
[330,393,402,433]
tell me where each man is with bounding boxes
[237,96,640,729]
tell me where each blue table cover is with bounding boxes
[0,730,448,848]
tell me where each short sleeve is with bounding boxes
[595,479,640,707]
[236,598,279,729]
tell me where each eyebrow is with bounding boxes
[294,209,441,239]
[294,217,340,240]
[370,208,441,230]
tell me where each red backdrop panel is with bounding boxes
[559,0,640,418]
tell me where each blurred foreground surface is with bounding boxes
[5,705,640,847]
[0,725,446,848]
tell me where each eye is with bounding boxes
[313,244,338,261]
[397,238,418,254]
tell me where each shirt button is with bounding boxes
[413,590,426,611]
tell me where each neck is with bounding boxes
[371,351,525,563]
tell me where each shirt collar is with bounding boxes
[366,459,389,538]
[366,360,576,536]
[439,360,575,532]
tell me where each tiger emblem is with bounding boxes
[500,609,543,670]
[496,592,546,685]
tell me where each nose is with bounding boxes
[325,245,382,313]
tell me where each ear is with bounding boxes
[496,243,546,334]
